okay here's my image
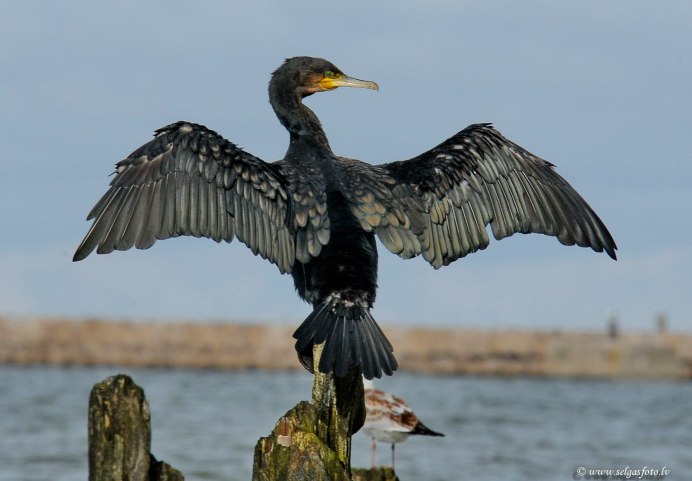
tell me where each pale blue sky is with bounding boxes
[1,1,690,331]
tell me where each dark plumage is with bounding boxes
[74,56,617,379]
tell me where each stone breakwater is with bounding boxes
[1,317,690,379]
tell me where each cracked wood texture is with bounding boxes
[88,374,183,481]
[88,369,398,480]
[253,343,376,481]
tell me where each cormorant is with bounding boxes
[73,56,617,379]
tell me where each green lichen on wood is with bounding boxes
[352,467,400,481]
[88,374,184,481]
[252,401,350,481]
[252,343,366,480]
[311,343,366,467]
[89,374,152,481]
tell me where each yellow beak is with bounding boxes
[318,74,379,92]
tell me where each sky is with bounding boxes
[1,1,690,332]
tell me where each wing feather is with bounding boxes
[73,121,328,273]
[378,123,617,267]
[137,179,162,250]
[122,183,151,250]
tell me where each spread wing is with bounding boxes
[73,121,330,273]
[352,123,617,268]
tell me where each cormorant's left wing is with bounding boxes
[368,123,617,268]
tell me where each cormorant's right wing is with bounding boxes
[372,123,617,268]
[73,121,330,273]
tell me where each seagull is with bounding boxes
[362,378,445,469]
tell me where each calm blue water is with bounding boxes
[0,366,690,481]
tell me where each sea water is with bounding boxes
[0,366,689,481]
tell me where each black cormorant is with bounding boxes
[74,56,617,379]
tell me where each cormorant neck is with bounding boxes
[269,81,331,152]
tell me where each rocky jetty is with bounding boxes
[1,317,690,379]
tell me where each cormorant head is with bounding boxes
[270,56,379,99]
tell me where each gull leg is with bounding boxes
[370,437,377,468]
[391,443,395,470]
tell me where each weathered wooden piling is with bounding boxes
[88,352,398,480]
[352,467,399,481]
[88,374,183,481]
[252,343,367,480]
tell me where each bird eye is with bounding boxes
[325,70,335,79]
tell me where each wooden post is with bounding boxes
[310,343,366,468]
[352,467,399,481]
[252,343,366,480]
[88,374,183,481]
[88,366,398,480]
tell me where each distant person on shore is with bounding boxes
[607,315,619,340]
[656,313,668,334]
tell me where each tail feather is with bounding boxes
[293,299,398,380]
[411,420,445,437]
[351,319,371,379]
[360,311,393,375]
[321,314,348,375]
